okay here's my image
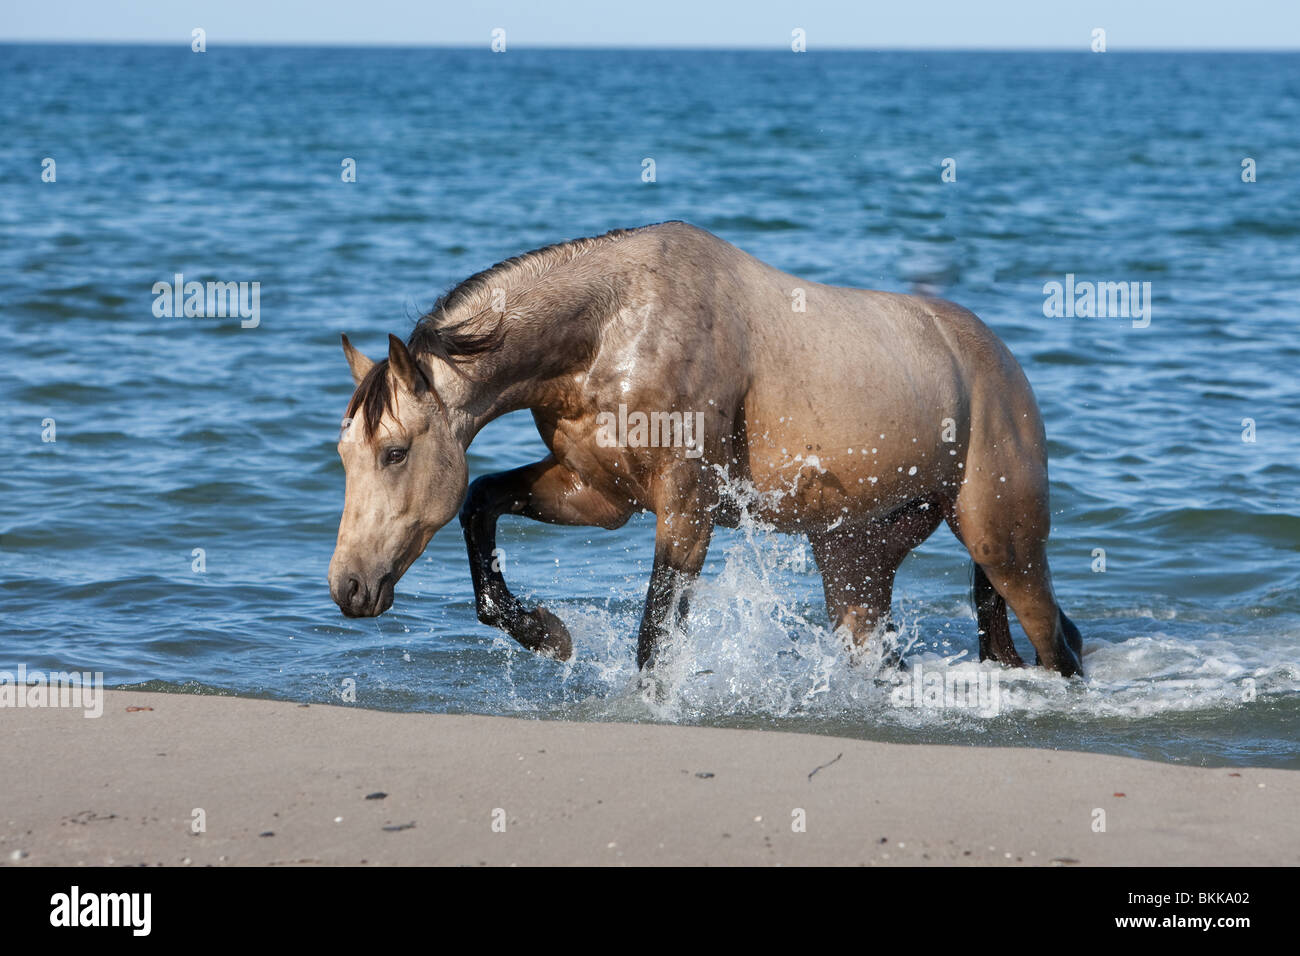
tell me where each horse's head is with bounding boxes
[328,333,468,617]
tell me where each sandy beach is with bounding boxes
[1,690,1295,867]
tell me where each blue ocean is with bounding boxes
[2,46,1297,767]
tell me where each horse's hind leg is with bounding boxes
[980,558,1081,676]
[966,550,1026,667]
[459,455,631,660]
[810,499,943,661]
[949,479,1083,677]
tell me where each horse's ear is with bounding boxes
[341,334,375,385]
[387,333,430,398]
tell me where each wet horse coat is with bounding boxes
[328,221,1084,677]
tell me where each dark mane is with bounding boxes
[407,223,678,363]
[348,222,682,443]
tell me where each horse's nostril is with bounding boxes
[346,576,361,601]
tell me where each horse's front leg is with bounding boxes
[459,456,629,660]
[636,496,715,671]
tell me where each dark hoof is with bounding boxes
[851,624,907,672]
[981,646,1028,668]
[880,622,907,670]
[880,646,907,671]
[842,621,904,671]
[518,606,573,661]
[1034,651,1084,679]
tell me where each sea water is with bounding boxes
[2,47,1297,767]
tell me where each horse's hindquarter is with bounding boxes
[736,281,1043,532]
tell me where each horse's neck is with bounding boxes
[428,264,622,447]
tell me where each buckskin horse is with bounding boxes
[327,221,1084,677]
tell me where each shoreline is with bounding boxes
[2,690,1296,866]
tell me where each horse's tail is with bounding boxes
[970,561,1023,665]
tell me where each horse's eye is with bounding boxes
[384,448,408,466]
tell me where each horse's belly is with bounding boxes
[725,312,970,532]
[735,415,965,533]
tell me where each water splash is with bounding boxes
[477,471,1300,746]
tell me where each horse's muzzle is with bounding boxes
[331,572,395,617]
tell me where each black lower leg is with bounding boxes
[971,562,1025,667]
[459,473,572,658]
[636,564,691,670]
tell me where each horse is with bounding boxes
[327,221,1084,677]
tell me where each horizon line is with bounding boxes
[2,39,1299,53]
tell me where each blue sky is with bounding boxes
[3,0,1298,49]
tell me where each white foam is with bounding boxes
[485,474,1300,730]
